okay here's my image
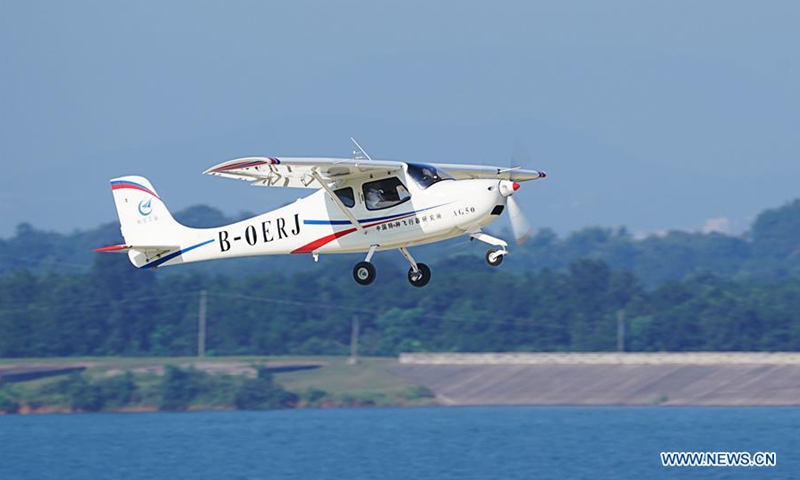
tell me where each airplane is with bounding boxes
[95,140,546,287]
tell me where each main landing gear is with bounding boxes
[352,245,378,285]
[351,232,509,286]
[400,247,431,287]
[351,245,432,287]
[470,232,508,268]
[353,261,376,285]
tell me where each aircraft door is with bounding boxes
[362,177,412,211]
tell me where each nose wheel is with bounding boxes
[408,263,431,287]
[486,249,505,267]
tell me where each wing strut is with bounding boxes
[309,170,366,234]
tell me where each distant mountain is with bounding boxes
[1,199,797,288]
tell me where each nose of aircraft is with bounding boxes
[499,180,519,197]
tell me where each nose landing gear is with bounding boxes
[471,231,509,267]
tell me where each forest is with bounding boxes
[0,199,798,357]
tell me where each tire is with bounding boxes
[353,261,376,286]
[408,263,431,287]
[486,249,504,267]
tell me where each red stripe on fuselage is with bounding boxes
[291,228,358,254]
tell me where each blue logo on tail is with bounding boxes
[138,199,153,216]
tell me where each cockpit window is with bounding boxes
[362,177,411,211]
[334,187,355,208]
[406,163,453,189]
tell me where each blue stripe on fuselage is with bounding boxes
[303,204,445,226]
[143,239,215,269]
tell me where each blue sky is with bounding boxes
[1,1,798,238]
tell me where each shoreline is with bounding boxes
[3,354,800,414]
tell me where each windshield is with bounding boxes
[406,163,453,189]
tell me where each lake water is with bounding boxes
[1,406,798,480]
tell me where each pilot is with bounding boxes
[366,187,386,209]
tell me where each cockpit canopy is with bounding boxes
[406,163,454,189]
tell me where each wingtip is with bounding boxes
[203,157,279,176]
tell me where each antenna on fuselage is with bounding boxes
[350,136,373,161]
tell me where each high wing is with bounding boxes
[204,156,545,187]
[431,163,546,182]
[203,157,405,188]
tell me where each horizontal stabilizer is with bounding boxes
[93,244,178,254]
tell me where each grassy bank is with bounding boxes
[0,356,436,414]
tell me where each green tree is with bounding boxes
[234,367,297,410]
[57,372,106,412]
[0,388,20,413]
[159,365,207,411]
[96,371,138,408]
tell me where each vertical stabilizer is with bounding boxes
[99,176,218,269]
[110,176,184,246]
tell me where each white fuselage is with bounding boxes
[133,176,508,268]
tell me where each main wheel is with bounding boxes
[353,261,376,286]
[408,263,431,287]
[486,249,504,267]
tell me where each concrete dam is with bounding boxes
[392,353,800,406]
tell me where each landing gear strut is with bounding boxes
[353,245,378,286]
[400,247,431,287]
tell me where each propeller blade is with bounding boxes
[507,195,532,244]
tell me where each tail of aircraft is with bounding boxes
[96,176,196,268]
[110,176,187,244]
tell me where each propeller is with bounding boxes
[499,180,533,244]
[503,139,541,244]
[507,194,532,244]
